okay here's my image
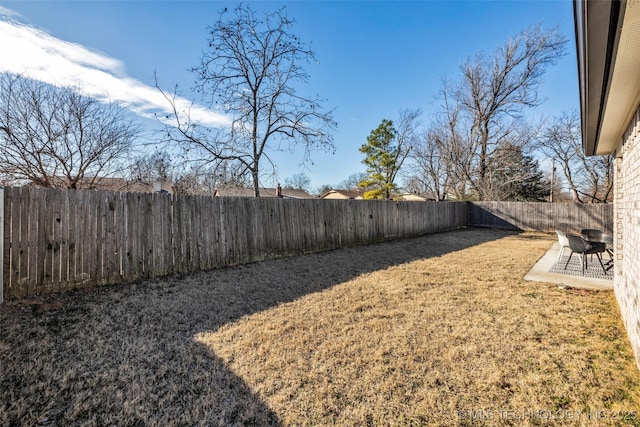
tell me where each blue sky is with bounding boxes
[0,1,577,191]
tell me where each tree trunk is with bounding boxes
[252,167,260,197]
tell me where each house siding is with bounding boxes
[616,104,640,368]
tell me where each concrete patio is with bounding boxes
[525,242,613,291]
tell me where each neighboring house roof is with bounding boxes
[277,188,316,199]
[127,180,176,194]
[213,187,257,197]
[214,186,315,199]
[29,177,176,194]
[37,176,128,191]
[575,0,640,155]
[397,192,428,202]
[321,189,365,200]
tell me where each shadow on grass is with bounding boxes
[0,227,515,425]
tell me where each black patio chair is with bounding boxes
[564,234,607,275]
[581,228,614,267]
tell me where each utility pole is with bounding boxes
[550,158,555,203]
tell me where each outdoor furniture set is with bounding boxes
[555,229,613,275]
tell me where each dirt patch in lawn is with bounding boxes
[1,228,639,426]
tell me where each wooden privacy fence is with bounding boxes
[469,201,613,234]
[0,187,615,299]
[1,187,467,298]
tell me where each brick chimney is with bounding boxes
[276,184,282,198]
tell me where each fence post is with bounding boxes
[0,187,3,304]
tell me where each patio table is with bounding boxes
[581,229,613,270]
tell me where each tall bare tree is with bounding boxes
[406,84,474,200]
[0,74,139,189]
[407,26,565,201]
[158,4,336,197]
[406,129,451,201]
[454,24,567,200]
[395,108,422,165]
[537,111,613,203]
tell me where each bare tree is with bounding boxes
[283,172,311,191]
[406,129,451,200]
[158,4,336,197]
[537,111,613,203]
[454,25,567,200]
[585,155,614,203]
[316,184,332,196]
[0,74,139,189]
[406,86,474,200]
[338,172,367,190]
[536,112,582,200]
[407,26,566,201]
[170,162,250,195]
[173,169,218,195]
[395,108,422,165]
[129,151,174,183]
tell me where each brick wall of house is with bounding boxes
[616,105,640,368]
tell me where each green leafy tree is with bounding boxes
[358,119,405,200]
[485,143,549,201]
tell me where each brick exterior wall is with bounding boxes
[616,105,640,368]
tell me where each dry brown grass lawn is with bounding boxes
[1,228,639,426]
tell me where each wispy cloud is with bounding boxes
[0,5,22,19]
[0,8,230,128]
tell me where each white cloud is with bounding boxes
[0,10,230,128]
[0,5,22,19]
